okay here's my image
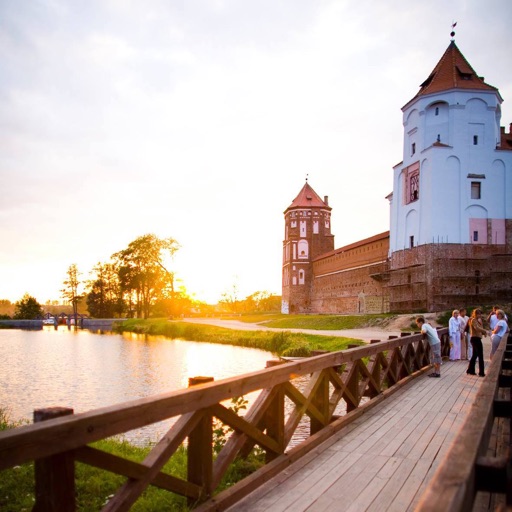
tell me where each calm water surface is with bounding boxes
[0,326,273,444]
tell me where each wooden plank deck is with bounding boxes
[228,343,491,512]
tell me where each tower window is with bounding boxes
[473,231,478,242]
[473,135,478,145]
[471,182,481,199]
[403,162,420,205]
[298,239,309,259]
[409,236,414,248]
[410,174,419,202]
[435,107,439,116]
[411,142,416,155]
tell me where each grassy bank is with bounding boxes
[198,313,397,330]
[114,318,363,356]
[256,313,397,330]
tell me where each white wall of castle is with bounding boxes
[389,89,512,253]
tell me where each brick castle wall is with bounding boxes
[309,232,390,314]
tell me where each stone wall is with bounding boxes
[389,242,512,312]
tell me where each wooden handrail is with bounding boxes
[0,328,449,510]
[416,333,511,511]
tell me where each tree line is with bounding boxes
[3,233,281,320]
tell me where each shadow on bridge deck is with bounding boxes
[228,340,493,512]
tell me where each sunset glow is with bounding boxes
[1,1,511,305]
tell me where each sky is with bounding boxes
[1,0,511,305]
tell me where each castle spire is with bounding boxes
[450,21,457,41]
[405,39,499,105]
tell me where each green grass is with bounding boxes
[259,313,396,330]
[115,319,363,356]
[214,313,397,330]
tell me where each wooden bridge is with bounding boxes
[0,328,510,511]
[226,342,505,512]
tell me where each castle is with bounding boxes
[282,40,512,314]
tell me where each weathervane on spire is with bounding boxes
[305,173,309,182]
[450,21,457,40]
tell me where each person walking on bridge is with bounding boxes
[466,308,488,377]
[416,316,441,378]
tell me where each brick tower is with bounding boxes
[281,181,334,313]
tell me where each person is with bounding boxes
[416,316,442,378]
[466,308,488,377]
[490,309,509,360]
[459,308,470,360]
[449,309,461,360]
[487,306,499,331]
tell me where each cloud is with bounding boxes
[0,0,511,304]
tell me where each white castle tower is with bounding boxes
[388,39,512,311]
[390,40,511,251]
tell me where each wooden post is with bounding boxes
[311,371,330,435]
[187,376,214,506]
[264,384,285,462]
[33,407,75,512]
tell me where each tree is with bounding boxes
[14,294,44,319]
[61,264,83,321]
[248,291,282,312]
[0,299,13,319]
[86,262,124,318]
[220,278,240,314]
[234,291,282,314]
[112,234,180,319]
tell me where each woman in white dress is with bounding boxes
[449,309,461,360]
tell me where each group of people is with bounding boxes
[415,305,509,379]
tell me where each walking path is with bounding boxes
[227,341,492,512]
[181,317,403,343]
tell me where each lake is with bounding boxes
[0,326,273,444]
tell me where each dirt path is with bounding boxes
[181,317,405,343]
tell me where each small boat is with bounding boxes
[42,317,55,326]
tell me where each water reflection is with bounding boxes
[0,326,272,445]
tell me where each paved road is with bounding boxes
[181,317,403,343]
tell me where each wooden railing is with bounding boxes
[417,332,511,511]
[0,329,449,511]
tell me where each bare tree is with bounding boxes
[61,264,82,325]
[221,277,240,314]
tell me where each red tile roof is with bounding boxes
[408,41,499,103]
[285,182,331,212]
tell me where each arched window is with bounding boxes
[298,240,309,259]
[298,269,305,285]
